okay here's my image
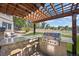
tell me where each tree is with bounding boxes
[13,17,27,30]
[25,20,33,28]
[36,23,41,28]
[58,26,63,30]
[64,26,69,30]
[41,22,46,29]
[45,24,50,29]
[50,26,55,30]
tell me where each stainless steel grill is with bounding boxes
[43,32,61,41]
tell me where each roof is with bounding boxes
[0,3,79,23]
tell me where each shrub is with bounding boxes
[21,27,31,32]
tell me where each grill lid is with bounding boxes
[43,32,61,38]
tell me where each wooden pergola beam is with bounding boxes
[50,3,58,15]
[15,13,24,17]
[28,3,49,17]
[22,3,48,20]
[25,11,45,22]
[24,5,47,21]
[0,3,48,21]
[38,3,52,16]
[60,3,64,14]
[39,3,45,7]
[75,3,78,9]
[71,3,75,12]
[11,4,17,15]
[25,12,37,21]
[43,6,52,16]
[0,4,8,13]
[0,3,79,23]
[5,4,8,14]
[18,4,32,13]
[8,4,29,16]
[33,9,79,23]
[0,4,16,16]
[27,9,47,19]
[36,10,46,18]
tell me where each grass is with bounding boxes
[24,32,43,36]
[62,34,72,38]
[77,36,79,55]
[62,34,79,55]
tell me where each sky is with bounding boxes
[45,15,79,27]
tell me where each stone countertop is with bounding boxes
[0,34,73,46]
[0,34,43,46]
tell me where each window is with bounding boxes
[0,23,2,27]
[2,22,12,30]
[2,22,7,29]
[8,23,11,29]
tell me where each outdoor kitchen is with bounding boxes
[0,31,68,56]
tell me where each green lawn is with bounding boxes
[77,36,79,55]
[62,34,72,38]
[24,32,43,36]
[62,34,79,55]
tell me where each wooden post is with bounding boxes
[0,46,1,56]
[72,14,77,56]
[33,23,36,35]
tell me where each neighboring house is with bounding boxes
[0,13,14,44]
[0,13,14,32]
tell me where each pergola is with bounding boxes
[0,3,79,56]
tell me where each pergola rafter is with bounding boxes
[50,3,58,15]
[39,4,52,16]
[7,4,28,17]
[27,3,48,18]
[33,9,79,23]
[0,3,79,22]
[71,3,74,12]
[60,3,64,14]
